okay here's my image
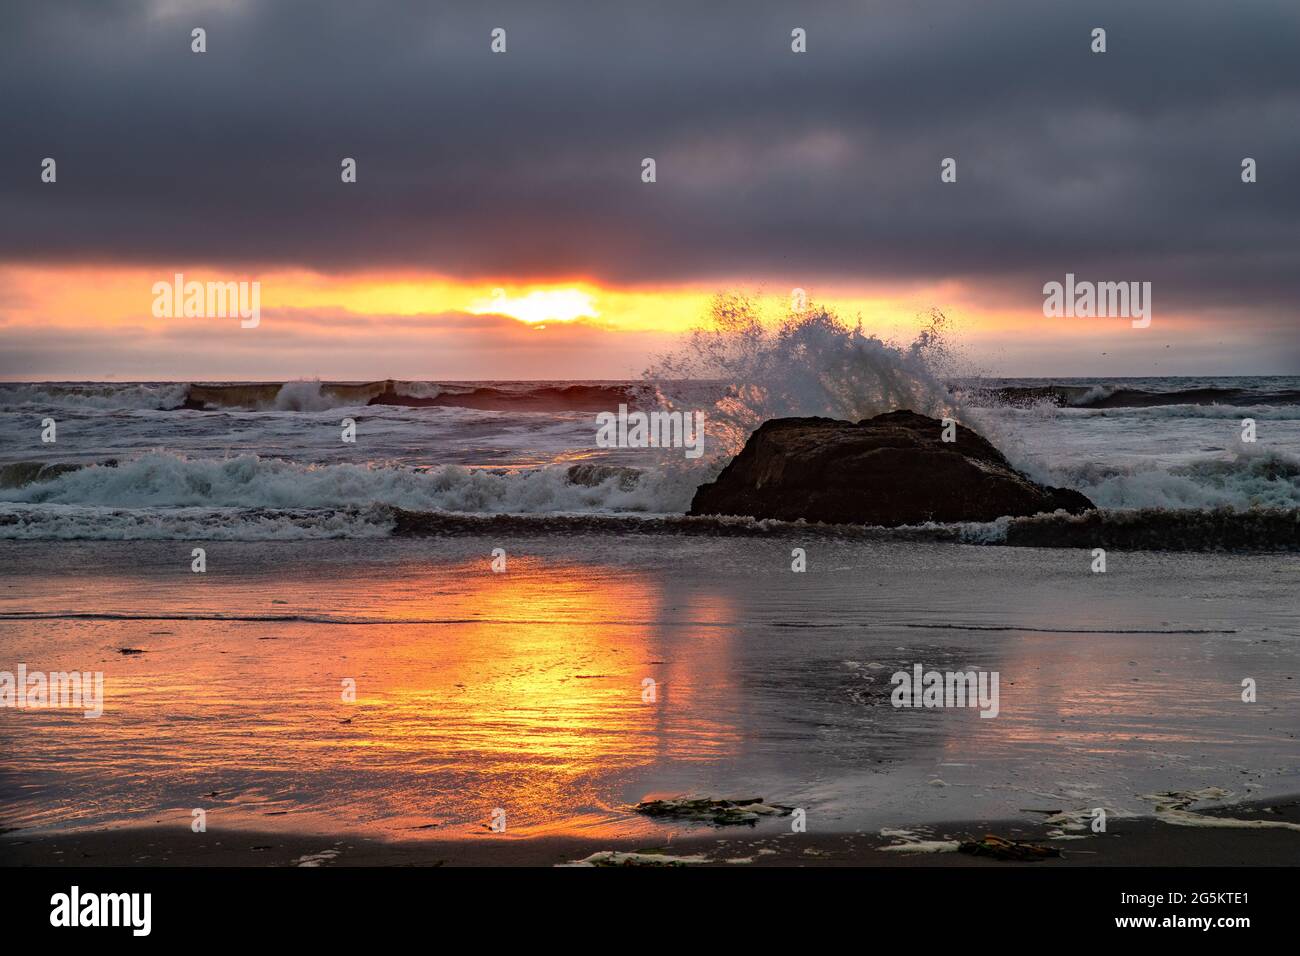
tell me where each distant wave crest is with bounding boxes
[0,380,636,413]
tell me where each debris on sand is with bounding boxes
[1041,808,1092,831]
[559,850,709,867]
[1155,810,1300,832]
[1136,787,1300,829]
[1140,788,1233,812]
[634,797,795,826]
[292,849,340,867]
[957,835,1061,861]
[878,826,961,854]
[881,840,962,854]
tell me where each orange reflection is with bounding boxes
[1,554,743,839]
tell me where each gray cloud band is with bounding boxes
[1,0,1297,315]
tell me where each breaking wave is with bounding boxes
[0,382,192,411]
[636,296,959,459]
[4,302,1298,548]
[0,453,697,514]
[1040,450,1300,511]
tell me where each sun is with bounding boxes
[469,287,600,325]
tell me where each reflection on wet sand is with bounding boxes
[1,537,1296,842]
[1,557,743,839]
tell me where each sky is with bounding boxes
[2,0,1298,380]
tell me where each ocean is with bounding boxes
[1,375,1298,842]
[1,376,1299,541]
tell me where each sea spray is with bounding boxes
[634,294,963,461]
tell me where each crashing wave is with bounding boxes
[1021,448,1300,511]
[636,295,960,461]
[0,452,697,514]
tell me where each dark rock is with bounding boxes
[0,461,83,489]
[957,835,1061,861]
[688,410,1093,526]
[1003,507,1300,551]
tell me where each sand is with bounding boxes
[3,535,1297,857]
[4,795,1298,866]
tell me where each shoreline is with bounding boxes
[4,796,1298,867]
[4,505,1298,552]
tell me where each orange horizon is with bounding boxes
[0,263,1279,380]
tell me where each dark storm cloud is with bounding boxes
[2,0,1298,311]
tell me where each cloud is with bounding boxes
[1,0,1297,320]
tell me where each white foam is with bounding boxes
[879,840,961,853]
[272,381,338,412]
[558,851,710,867]
[1155,810,1300,831]
[968,405,1300,511]
[0,452,696,514]
[1048,451,1300,511]
[293,849,340,867]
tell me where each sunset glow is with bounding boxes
[469,287,600,325]
[2,260,1253,380]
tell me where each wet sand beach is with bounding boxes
[3,535,1296,861]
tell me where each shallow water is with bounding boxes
[2,536,1295,841]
